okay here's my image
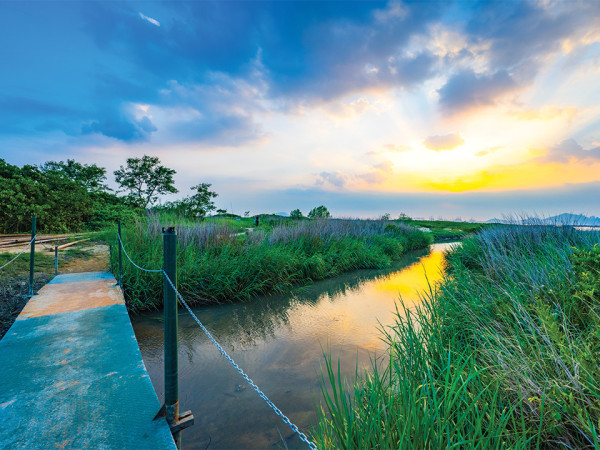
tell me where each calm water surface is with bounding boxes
[131,242,455,449]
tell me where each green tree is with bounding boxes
[0,158,136,233]
[308,205,330,218]
[114,155,178,208]
[290,209,303,219]
[41,159,108,192]
[187,183,218,218]
[159,183,218,219]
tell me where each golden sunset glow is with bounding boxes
[2,1,599,219]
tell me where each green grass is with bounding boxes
[111,216,433,312]
[0,251,56,276]
[399,219,494,242]
[315,224,600,449]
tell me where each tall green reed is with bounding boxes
[111,216,432,312]
[316,225,600,448]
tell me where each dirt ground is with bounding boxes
[0,241,111,338]
[59,244,110,273]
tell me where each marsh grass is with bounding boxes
[315,224,600,449]
[0,252,55,338]
[111,217,432,312]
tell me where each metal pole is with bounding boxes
[163,226,180,446]
[28,216,36,297]
[118,220,123,289]
[54,246,58,276]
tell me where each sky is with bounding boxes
[1,0,599,220]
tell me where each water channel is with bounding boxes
[131,242,455,449]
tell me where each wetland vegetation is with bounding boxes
[112,215,433,312]
[315,224,600,449]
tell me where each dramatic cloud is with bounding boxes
[422,132,465,151]
[464,1,600,70]
[438,70,519,114]
[1,0,599,219]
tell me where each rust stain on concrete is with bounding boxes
[17,279,124,320]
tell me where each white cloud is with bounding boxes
[139,12,160,27]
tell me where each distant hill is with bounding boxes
[543,213,600,226]
[486,214,600,226]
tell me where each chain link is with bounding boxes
[117,234,163,273]
[0,235,37,270]
[162,271,318,450]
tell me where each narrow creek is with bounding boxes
[131,242,455,449]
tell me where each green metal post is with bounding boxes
[54,246,58,276]
[163,226,180,446]
[28,216,36,297]
[118,220,123,288]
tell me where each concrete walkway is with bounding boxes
[0,272,175,449]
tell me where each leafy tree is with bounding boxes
[158,183,218,219]
[290,209,303,219]
[41,159,108,192]
[308,205,330,218]
[114,155,178,208]
[381,213,391,220]
[0,158,137,233]
[186,183,218,218]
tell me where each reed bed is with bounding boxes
[112,217,432,312]
[315,224,600,449]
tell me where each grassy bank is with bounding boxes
[111,217,432,312]
[316,225,600,448]
[402,219,493,242]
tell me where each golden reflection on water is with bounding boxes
[132,242,456,449]
[373,250,445,296]
[286,243,451,353]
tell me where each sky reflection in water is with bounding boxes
[132,242,454,449]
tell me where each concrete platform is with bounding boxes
[0,272,175,449]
